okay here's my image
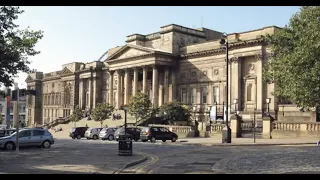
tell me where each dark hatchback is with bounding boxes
[69,127,88,139]
[114,127,141,141]
[140,126,178,143]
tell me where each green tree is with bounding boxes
[264,6,320,109]
[158,101,192,125]
[91,103,114,128]
[128,93,153,124]
[0,6,44,87]
[69,105,83,127]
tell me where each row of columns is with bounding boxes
[109,65,174,109]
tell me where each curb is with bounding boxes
[113,153,148,174]
[185,142,317,147]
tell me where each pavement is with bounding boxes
[1,138,320,174]
[177,137,320,146]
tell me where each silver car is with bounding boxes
[99,127,117,141]
[85,128,102,140]
[0,128,54,150]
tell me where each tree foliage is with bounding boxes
[0,6,44,87]
[91,103,114,127]
[128,93,153,122]
[69,105,83,127]
[158,101,192,125]
[264,6,320,109]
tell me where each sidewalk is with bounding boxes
[178,137,320,146]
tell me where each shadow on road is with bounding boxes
[0,140,143,174]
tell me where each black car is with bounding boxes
[69,127,88,139]
[140,126,178,143]
[114,127,141,141]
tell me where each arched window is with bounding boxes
[247,84,253,101]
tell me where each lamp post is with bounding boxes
[121,105,129,135]
[207,105,212,132]
[193,105,197,121]
[266,98,271,115]
[220,33,232,143]
[234,99,238,113]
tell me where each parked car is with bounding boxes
[114,127,141,141]
[69,127,88,139]
[85,128,102,140]
[0,128,54,150]
[0,129,16,138]
[99,127,117,141]
[140,126,178,143]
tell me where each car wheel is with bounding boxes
[151,137,156,143]
[108,135,114,141]
[134,138,139,142]
[86,138,90,140]
[142,140,147,142]
[5,142,15,151]
[77,135,81,139]
[72,137,76,139]
[162,140,166,142]
[42,140,51,149]
[93,135,98,140]
[171,137,177,142]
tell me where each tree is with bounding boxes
[264,6,320,110]
[69,105,83,127]
[128,93,153,124]
[91,103,114,128]
[0,6,44,87]
[158,101,192,125]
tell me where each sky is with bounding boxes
[13,6,300,88]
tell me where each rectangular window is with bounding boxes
[181,88,187,104]
[190,88,197,104]
[213,86,219,104]
[201,87,207,104]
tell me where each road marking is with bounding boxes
[117,151,159,174]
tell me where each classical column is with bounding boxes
[133,67,138,96]
[142,66,148,94]
[124,68,131,105]
[256,54,263,111]
[116,70,122,109]
[152,65,159,107]
[169,68,176,102]
[109,71,114,106]
[164,68,169,104]
[231,57,241,111]
[159,85,163,106]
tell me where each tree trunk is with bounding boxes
[100,121,103,128]
[74,121,76,128]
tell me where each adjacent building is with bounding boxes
[0,94,26,126]
[25,23,316,127]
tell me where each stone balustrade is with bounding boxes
[211,124,225,132]
[271,121,320,139]
[148,124,192,134]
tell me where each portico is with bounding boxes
[106,44,176,109]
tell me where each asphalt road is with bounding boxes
[1,138,320,174]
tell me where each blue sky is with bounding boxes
[14,6,300,88]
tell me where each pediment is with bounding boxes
[59,67,73,76]
[106,45,155,61]
[243,74,257,80]
[25,75,34,82]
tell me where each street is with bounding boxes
[1,138,320,174]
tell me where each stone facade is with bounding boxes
[26,23,314,126]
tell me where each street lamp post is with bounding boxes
[207,106,212,132]
[121,105,129,135]
[234,99,238,113]
[220,34,232,143]
[266,98,271,116]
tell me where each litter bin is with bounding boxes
[118,134,133,156]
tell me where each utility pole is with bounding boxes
[13,83,20,155]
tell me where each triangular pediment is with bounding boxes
[106,44,155,61]
[59,67,73,76]
[25,75,34,82]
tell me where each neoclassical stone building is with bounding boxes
[25,24,315,126]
